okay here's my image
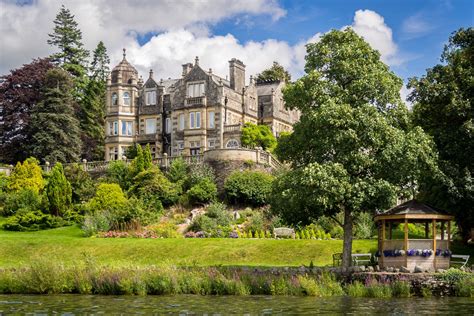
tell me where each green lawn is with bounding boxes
[0,225,377,268]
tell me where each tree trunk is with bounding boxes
[341,208,353,269]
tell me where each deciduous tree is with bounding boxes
[272,29,438,268]
[408,27,474,240]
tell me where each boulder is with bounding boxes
[436,269,446,273]
[367,266,374,272]
[394,268,400,273]
[414,266,423,273]
[374,265,380,272]
[400,266,410,273]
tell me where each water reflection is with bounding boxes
[0,295,472,315]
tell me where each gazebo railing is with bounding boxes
[383,239,450,250]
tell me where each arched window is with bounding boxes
[111,92,118,105]
[226,139,239,148]
[123,92,130,106]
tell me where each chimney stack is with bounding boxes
[229,58,245,93]
[182,63,193,77]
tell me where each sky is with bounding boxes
[0,0,472,101]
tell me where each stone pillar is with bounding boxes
[82,159,87,171]
[162,153,168,169]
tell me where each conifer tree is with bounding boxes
[45,162,72,216]
[29,68,82,163]
[90,41,110,82]
[143,144,153,169]
[256,61,291,83]
[47,5,89,79]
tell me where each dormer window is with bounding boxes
[187,82,205,98]
[123,92,130,106]
[145,91,156,105]
[112,93,118,106]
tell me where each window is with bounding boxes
[145,118,156,134]
[145,91,156,105]
[165,118,171,133]
[177,141,184,150]
[108,121,118,136]
[123,92,130,106]
[196,112,201,128]
[209,112,215,128]
[112,93,118,105]
[121,121,133,136]
[208,139,216,148]
[187,82,205,97]
[189,112,196,129]
[108,147,118,160]
[179,114,185,131]
[226,139,239,148]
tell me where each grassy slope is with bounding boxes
[0,226,377,268]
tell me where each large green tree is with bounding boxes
[79,41,110,161]
[272,29,439,268]
[47,5,89,79]
[241,122,277,151]
[29,68,82,163]
[256,61,291,83]
[408,27,474,241]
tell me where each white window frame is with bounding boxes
[179,114,185,131]
[121,121,133,136]
[165,117,171,133]
[209,112,215,129]
[113,121,118,135]
[123,92,130,106]
[196,112,201,128]
[145,90,156,105]
[145,118,156,134]
[177,141,184,150]
[190,112,195,129]
[187,82,205,98]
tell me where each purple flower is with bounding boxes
[229,231,239,238]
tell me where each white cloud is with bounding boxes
[402,14,433,38]
[0,0,286,74]
[0,2,403,85]
[350,9,400,65]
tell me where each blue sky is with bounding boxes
[1,0,472,89]
[210,0,473,81]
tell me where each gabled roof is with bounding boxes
[374,199,454,221]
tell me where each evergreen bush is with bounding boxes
[224,170,274,206]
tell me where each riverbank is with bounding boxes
[0,225,377,268]
[0,263,472,297]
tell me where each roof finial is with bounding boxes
[122,48,126,60]
[149,69,153,78]
[195,56,199,66]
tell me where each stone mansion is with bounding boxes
[104,50,300,161]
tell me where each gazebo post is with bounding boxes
[432,219,437,270]
[441,222,445,241]
[425,222,429,239]
[447,221,451,249]
[381,219,385,267]
[404,219,408,267]
[389,222,392,240]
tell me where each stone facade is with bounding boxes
[104,50,300,161]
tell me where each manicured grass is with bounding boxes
[0,225,377,268]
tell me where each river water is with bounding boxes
[0,295,472,315]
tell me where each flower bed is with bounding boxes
[379,249,452,258]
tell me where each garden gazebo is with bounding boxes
[374,199,454,271]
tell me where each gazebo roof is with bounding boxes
[374,199,454,221]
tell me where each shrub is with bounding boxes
[167,157,188,184]
[187,178,217,205]
[241,122,277,151]
[64,163,95,203]
[149,222,180,238]
[105,160,131,190]
[246,211,265,232]
[129,168,180,207]
[87,183,128,213]
[224,170,274,206]
[184,164,215,191]
[392,281,411,298]
[1,189,42,216]
[188,215,217,233]
[2,211,68,231]
[346,281,366,297]
[205,202,231,226]
[8,157,44,194]
[82,212,110,236]
[45,163,72,216]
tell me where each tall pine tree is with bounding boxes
[47,5,89,79]
[29,68,82,163]
[80,41,110,161]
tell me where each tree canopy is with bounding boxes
[241,122,277,151]
[408,27,474,240]
[272,28,438,267]
[256,61,291,83]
